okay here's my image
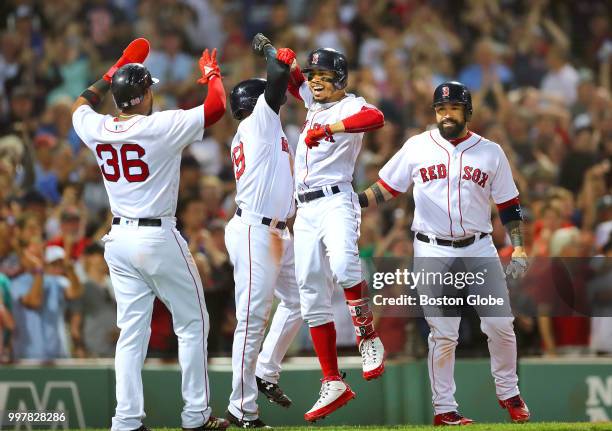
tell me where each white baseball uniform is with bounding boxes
[293,83,371,326]
[379,128,521,414]
[225,94,303,421]
[72,104,213,430]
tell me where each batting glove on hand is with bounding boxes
[197,48,221,85]
[506,256,528,279]
[252,33,272,56]
[276,48,296,66]
[305,124,333,149]
[104,38,150,82]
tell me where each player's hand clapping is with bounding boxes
[197,48,221,85]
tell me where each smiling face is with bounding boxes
[434,102,468,140]
[307,70,344,102]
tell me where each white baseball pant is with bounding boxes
[293,186,362,327]
[414,234,520,415]
[225,214,303,421]
[103,217,211,431]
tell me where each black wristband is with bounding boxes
[80,89,101,107]
[92,78,111,93]
[358,192,369,208]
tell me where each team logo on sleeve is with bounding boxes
[281,137,289,153]
[442,86,450,97]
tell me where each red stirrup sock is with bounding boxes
[309,322,340,379]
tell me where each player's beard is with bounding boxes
[438,118,466,140]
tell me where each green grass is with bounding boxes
[272,425,612,430]
[94,424,612,431]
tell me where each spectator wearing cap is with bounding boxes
[47,207,90,260]
[32,132,61,203]
[18,190,47,228]
[10,244,82,360]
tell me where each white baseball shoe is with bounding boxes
[304,376,355,422]
[360,336,385,380]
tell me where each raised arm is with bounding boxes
[252,33,289,114]
[71,38,150,115]
[197,48,226,127]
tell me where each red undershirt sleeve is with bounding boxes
[341,106,385,133]
[203,76,226,128]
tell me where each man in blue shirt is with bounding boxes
[11,244,82,361]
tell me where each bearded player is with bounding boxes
[279,47,385,421]
[358,81,530,426]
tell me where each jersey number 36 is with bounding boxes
[96,143,150,183]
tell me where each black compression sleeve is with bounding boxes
[263,45,290,114]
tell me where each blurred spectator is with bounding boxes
[588,235,612,355]
[0,0,610,360]
[68,243,117,358]
[10,244,83,360]
[526,227,592,357]
[540,46,580,106]
[0,273,15,363]
[47,206,90,260]
[144,27,194,108]
[459,38,514,92]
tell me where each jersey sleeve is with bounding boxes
[298,81,314,108]
[491,145,519,204]
[152,105,206,153]
[344,96,374,117]
[71,105,102,150]
[378,139,415,193]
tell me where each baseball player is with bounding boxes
[358,81,530,426]
[224,34,303,428]
[71,39,229,431]
[282,47,386,421]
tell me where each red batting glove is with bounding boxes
[276,48,296,66]
[197,48,221,85]
[103,38,150,82]
[305,124,333,149]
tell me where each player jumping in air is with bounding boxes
[283,47,385,421]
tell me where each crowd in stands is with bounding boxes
[0,0,610,362]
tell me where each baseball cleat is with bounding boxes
[130,426,152,431]
[183,416,230,430]
[359,336,385,380]
[499,395,530,423]
[226,411,271,429]
[304,376,355,422]
[256,376,293,408]
[433,411,474,426]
